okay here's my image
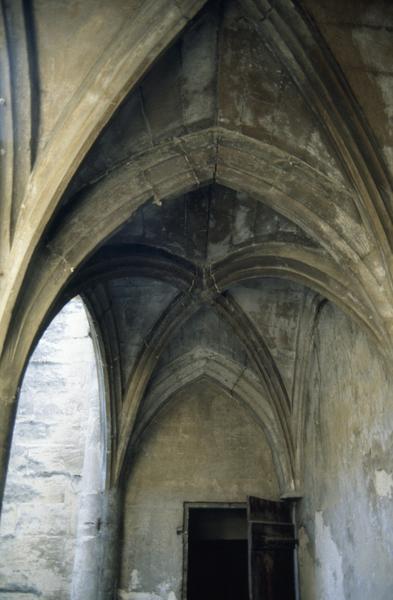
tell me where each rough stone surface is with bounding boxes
[0,298,100,599]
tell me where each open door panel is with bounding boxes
[247,496,297,600]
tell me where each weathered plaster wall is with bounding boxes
[119,379,280,600]
[302,0,393,176]
[0,298,100,600]
[230,280,306,398]
[69,0,352,199]
[298,302,393,600]
[157,307,248,371]
[105,278,178,385]
[109,187,316,264]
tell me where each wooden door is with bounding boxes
[247,496,297,600]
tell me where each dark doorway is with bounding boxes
[185,506,249,600]
[248,496,297,600]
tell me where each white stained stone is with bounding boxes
[315,511,345,600]
[374,469,393,499]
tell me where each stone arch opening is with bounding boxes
[129,351,294,495]
[0,297,106,600]
[119,377,281,600]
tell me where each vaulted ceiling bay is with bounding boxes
[1,1,393,599]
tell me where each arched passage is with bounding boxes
[120,376,281,600]
[1,131,390,503]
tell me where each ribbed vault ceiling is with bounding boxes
[1,0,393,503]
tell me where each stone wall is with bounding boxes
[298,302,393,599]
[0,298,100,600]
[3,285,393,600]
[119,379,280,600]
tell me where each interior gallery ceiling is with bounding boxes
[1,0,393,501]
